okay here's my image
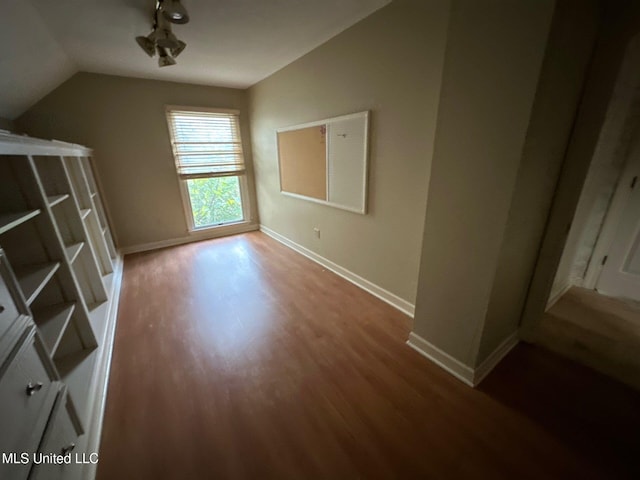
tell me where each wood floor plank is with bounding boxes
[97,232,640,479]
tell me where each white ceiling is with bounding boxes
[0,0,390,119]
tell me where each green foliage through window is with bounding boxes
[186,176,244,228]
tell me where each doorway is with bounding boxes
[593,152,640,300]
[526,30,640,390]
[539,287,640,388]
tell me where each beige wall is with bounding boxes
[521,0,640,338]
[248,0,451,303]
[9,0,603,379]
[0,117,15,131]
[477,0,600,365]
[412,0,555,366]
[16,72,257,249]
[549,33,640,300]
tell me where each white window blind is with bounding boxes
[166,108,245,177]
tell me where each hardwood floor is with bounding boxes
[97,232,640,479]
[537,287,640,390]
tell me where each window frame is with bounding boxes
[165,105,251,233]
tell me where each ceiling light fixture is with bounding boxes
[158,47,177,67]
[162,0,190,25]
[135,35,156,57]
[135,0,189,67]
[155,27,182,49]
[170,40,187,58]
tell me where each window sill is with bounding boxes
[188,220,257,237]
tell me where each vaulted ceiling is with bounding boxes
[0,0,390,119]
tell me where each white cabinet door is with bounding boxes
[30,390,80,480]
[0,331,58,480]
[596,173,640,300]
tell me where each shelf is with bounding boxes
[15,262,60,305]
[56,347,98,426]
[0,209,40,234]
[80,209,91,219]
[33,303,75,355]
[47,194,69,207]
[65,242,84,263]
[88,298,110,343]
[91,192,97,199]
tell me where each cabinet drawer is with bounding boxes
[0,330,58,480]
[0,251,28,360]
[29,390,81,480]
[0,266,20,331]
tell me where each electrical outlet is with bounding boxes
[313,227,320,239]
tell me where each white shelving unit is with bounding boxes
[15,262,61,306]
[32,302,75,355]
[0,210,41,234]
[0,132,122,480]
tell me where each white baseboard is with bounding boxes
[546,281,572,311]
[121,223,259,255]
[406,332,475,386]
[80,255,124,479]
[406,331,519,387]
[472,331,519,385]
[259,225,415,317]
[570,275,584,288]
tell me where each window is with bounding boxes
[166,106,249,230]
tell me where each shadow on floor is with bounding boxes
[479,343,640,479]
[537,287,640,389]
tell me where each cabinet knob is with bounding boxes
[61,443,76,455]
[26,381,44,396]
[0,305,5,314]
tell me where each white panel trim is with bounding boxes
[406,331,519,387]
[546,281,572,310]
[276,110,369,133]
[276,110,369,215]
[79,255,124,480]
[0,133,92,156]
[259,225,415,317]
[472,332,519,385]
[121,222,259,255]
[406,332,475,386]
